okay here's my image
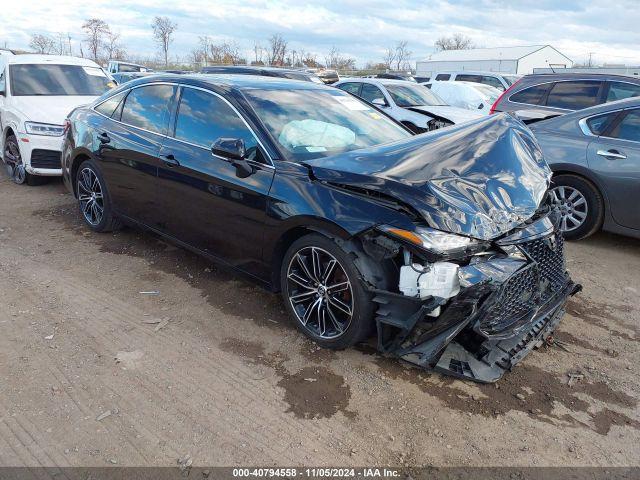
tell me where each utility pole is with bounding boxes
[587,52,594,68]
[68,33,72,56]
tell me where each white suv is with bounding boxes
[0,55,113,185]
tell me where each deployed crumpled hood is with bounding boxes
[408,105,484,124]
[12,96,96,126]
[305,114,551,241]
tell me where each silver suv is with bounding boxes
[490,73,640,116]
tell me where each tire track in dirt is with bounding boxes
[1,250,381,465]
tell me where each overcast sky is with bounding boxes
[2,0,639,67]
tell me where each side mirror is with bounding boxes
[212,137,245,160]
[211,138,253,178]
[372,98,387,108]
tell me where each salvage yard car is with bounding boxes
[531,97,640,240]
[61,75,579,382]
[335,78,482,133]
[0,54,113,185]
[424,81,501,114]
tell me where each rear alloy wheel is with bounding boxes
[76,160,122,233]
[550,174,603,240]
[78,166,105,226]
[281,234,376,349]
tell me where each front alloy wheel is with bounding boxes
[286,246,354,340]
[78,167,105,226]
[549,185,588,233]
[3,135,26,184]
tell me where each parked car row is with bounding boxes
[6,53,639,381]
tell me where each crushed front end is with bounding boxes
[364,208,580,383]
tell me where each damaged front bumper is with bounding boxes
[371,220,581,383]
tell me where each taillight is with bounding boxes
[63,119,71,135]
[489,78,522,114]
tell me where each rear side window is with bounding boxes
[120,84,176,134]
[95,91,127,118]
[175,87,260,157]
[510,83,552,106]
[337,82,361,95]
[435,74,450,81]
[586,112,619,136]
[455,74,482,83]
[607,82,640,102]
[545,81,602,110]
[608,109,640,142]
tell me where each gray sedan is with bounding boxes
[531,97,640,240]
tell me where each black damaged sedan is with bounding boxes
[62,75,579,382]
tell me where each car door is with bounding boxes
[156,85,275,274]
[587,108,640,229]
[95,83,177,226]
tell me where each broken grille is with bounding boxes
[480,232,568,336]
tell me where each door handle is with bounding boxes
[160,153,180,167]
[97,132,110,144]
[597,149,626,159]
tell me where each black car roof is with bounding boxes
[523,72,640,82]
[121,73,329,92]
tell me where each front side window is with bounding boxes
[175,87,260,158]
[10,64,112,96]
[120,84,176,134]
[243,88,411,162]
[607,82,640,102]
[360,84,386,104]
[608,109,640,142]
[337,82,361,95]
[481,76,505,90]
[385,83,446,107]
[545,81,602,110]
[509,83,552,106]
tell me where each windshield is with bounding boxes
[244,88,411,162]
[10,64,112,96]
[385,83,446,107]
[471,84,501,102]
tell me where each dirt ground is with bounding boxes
[0,170,638,468]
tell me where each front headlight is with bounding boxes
[380,225,482,255]
[24,122,65,136]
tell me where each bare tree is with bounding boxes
[324,46,355,71]
[434,33,474,51]
[301,52,319,68]
[105,30,126,60]
[394,41,411,70]
[82,18,110,61]
[198,36,211,66]
[267,34,287,66]
[29,34,55,54]
[252,41,265,65]
[152,16,177,66]
[382,47,396,69]
[209,42,242,64]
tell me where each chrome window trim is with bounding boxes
[91,81,274,168]
[579,107,640,144]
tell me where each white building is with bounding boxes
[416,45,573,76]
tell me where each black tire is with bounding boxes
[280,233,376,349]
[26,173,49,186]
[76,159,122,233]
[551,174,603,241]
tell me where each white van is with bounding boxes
[0,55,113,185]
[429,71,521,91]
